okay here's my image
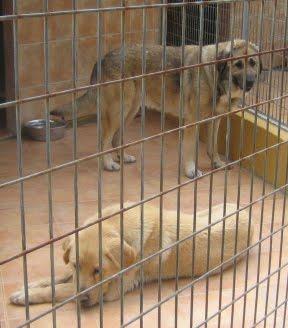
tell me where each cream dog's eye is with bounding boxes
[94,268,100,275]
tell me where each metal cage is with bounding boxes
[0,1,288,327]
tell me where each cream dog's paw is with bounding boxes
[10,290,26,305]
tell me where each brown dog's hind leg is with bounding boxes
[101,83,139,171]
[112,100,139,164]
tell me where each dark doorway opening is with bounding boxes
[0,0,7,130]
[0,0,15,137]
[166,1,230,46]
[0,0,7,132]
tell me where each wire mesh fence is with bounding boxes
[0,0,288,327]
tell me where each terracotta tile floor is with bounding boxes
[0,112,287,327]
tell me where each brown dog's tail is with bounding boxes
[50,90,96,121]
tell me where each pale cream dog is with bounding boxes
[10,202,253,307]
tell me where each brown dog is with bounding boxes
[10,202,253,307]
[51,40,261,178]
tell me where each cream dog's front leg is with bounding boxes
[10,271,73,305]
[104,270,140,302]
[184,125,203,179]
[10,283,75,305]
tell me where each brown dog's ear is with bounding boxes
[259,57,263,74]
[106,238,136,268]
[62,238,72,264]
[217,50,231,76]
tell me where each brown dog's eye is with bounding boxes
[235,61,243,69]
[94,268,100,275]
[249,58,256,67]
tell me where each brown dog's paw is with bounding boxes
[115,153,136,164]
[185,167,203,179]
[104,160,121,171]
[212,159,232,170]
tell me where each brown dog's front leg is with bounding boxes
[183,126,203,179]
[10,283,75,305]
[207,118,231,170]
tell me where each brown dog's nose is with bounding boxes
[245,75,255,91]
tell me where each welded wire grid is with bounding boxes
[0,0,288,327]
[167,0,288,127]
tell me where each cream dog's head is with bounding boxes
[62,227,136,307]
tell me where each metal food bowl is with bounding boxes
[24,119,66,141]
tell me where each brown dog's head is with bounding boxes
[216,39,262,95]
[62,227,136,307]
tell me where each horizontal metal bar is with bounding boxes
[17,214,288,328]
[1,93,288,190]
[0,0,259,22]
[1,175,287,267]
[1,47,287,111]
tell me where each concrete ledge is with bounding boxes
[200,111,288,189]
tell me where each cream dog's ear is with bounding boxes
[62,238,72,264]
[106,238,136,268]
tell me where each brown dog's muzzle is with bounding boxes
[233,74,255,92]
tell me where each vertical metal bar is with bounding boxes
[96,1,104,327]
[119,0,126,326]
[263,3,286,327]
[272,6,288,325]
[282,269,288,328]
[205,2,219,327]
[241,1,264,326]
[230,1,250,326]
[273,146,288,327]
[251,0,266,323]
[71,0,81,326]
[218,2,235,326]
[175,1,186,327]
[140,2,147,328]
[12,0,30,325]
[242,0,249,40]
[190,1,204,327]
[253,0,278,324]
[43,1,56,326]
[158,1,167,327]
